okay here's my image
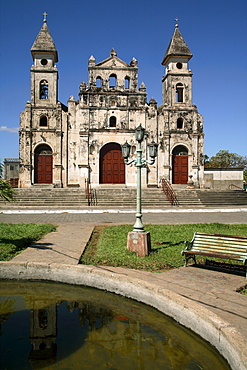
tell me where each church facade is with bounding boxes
[19,19,204,188]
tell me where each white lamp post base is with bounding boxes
[127,231,151,257]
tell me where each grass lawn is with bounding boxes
[0,223,57,261]
[80,223,247,272]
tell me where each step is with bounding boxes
[1,187,246,209]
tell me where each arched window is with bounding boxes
[177,117,183,129]
[40,116,48,127]
[40,80,48,100]
[176,83,184,103]
[109,116,116,127]
[125,77,130,89]
[96,77,102,88]
[89,144,95,155]
[109,74,117,87]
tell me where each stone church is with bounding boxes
[19,18,204,188]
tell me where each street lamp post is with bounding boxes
[122,125,158,256]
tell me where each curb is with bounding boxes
[0,261,246,370]
[1,207,247,214]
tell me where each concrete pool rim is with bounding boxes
[0,261,246,370]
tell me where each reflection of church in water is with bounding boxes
[29,304,57,364]
[28,300,141,366]
[19,16,204,188]
[28,301,114,366]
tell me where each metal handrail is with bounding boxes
[85,178,91,205]
[85,178,97,206]
[229,183,244,191]
[160,178,179,206]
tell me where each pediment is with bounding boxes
[96,56,129,68]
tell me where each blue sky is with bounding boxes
[0,0,246,162]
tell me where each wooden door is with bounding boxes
[34,154,53,184]
[172,155,188,184]
[100,143,125,184]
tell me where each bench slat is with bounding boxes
[195,232,247,241]
[192,241,247,249]
[182,250,244,261]
[195,241,247,249]
[193,244,247,254]
[191,248,247,259]
[193,239,247,247]
[188,244,246,252]
[194,235,247,240]
[194,236,247,245]
[189,249,247,258]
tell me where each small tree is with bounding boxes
[244,169,247,183]
[0,180,15,202]
[205,150,247,169]
[0,161,15,202]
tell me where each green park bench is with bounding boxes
[182,232,247,277]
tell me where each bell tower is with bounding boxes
[161,20,193,106]
[158,20,204,187]
[30,13,58,106]
[19,14,67,188]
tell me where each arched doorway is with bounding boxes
[100,143,125,184]
[172,145,188,184]
[34,144,53,184]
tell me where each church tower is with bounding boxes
[19,14,67,187]
[158,21,204,186]
[161,22,193,107]
[30,13,58,106]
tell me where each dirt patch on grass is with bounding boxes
[83,225,105,257]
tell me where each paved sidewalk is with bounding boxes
[11,223,94,265]
[113,265,247,336]
[1,207,247,224]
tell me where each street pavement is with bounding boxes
[0,207,247,224]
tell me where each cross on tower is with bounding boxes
[43,12,48,22]
[175,17,179,28]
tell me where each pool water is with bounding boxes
[0,280,230,369]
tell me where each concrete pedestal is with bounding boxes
[127,231,151,257]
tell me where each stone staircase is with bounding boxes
[195,189,247,207]
[0,187,171,209]
[0,188,88,210]
[174,190,203,207]
[0,187,246,210]
[95,188,171,208]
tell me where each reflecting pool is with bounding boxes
[0,280,230,369]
